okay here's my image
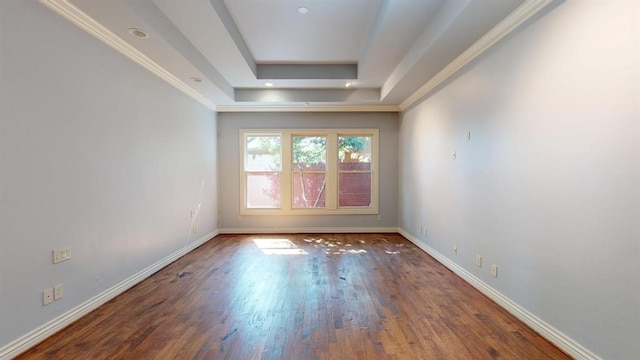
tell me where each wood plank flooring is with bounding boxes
[17,234,571,359]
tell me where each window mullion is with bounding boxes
[326,133,337,210]
[282,133,292,212]
[240,132,247,211]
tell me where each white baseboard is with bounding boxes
[2,228,599,360]
[219,226,399,234]
[398,228,600,360]
[0,231,218,360]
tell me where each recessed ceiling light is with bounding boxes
[298,6,309,14]
[128,28,149,38]
[265,82,274,87]
[345,82,353,88]
[190,77,203,83]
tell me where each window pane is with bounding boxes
[292,172,326,208]
[339,135,372,207]
[339,136,371,166]
[339,172,371,207]
[246,173,280,208]
[292,136,326,171]
[246,136,281,171]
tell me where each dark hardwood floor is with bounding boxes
[17,234,570,359]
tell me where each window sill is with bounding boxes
[240,208,379,216]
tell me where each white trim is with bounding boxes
[398,228,601,360]
[220,227,398,234]
[399,0,553,111]
[216,105,400,113]
[240,129,380,216]
[239,208,380,216]
[0,231,218,360]
[39,0,550,113]
[2,227,601,359]
[39,0,217,112]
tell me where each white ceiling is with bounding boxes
[223,0,385,63]
[42,0,555,111]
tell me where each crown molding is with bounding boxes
[399,0,553,111]
[216,105,400,113]
[40,0,552,114]
[40,0,218,112]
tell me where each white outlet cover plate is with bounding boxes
[54,284,64,300]
[43,288,53,305]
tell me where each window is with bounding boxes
[292,136,327,209]
[241,129,378,215]
[244,134,281,208]
[338,135,372,207]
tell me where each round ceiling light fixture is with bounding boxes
[128,28,149,38]
[265,82,274,87]
[298,6,309,14]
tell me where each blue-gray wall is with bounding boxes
[0,0,218,349]
[398,2,639,359]
[217,112,398,231]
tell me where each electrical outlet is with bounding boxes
[43,288,53,306]
[476,255,483,267]
[52,248,71,264]
[453,245,458,255]
[54,284,64,300]
[491,264,498,278]
[190,210,197,218]
[192,226,198,235]
[452,150,457,160]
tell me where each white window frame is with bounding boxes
[240,129,379,215]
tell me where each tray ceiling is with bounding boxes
[41,0,554,111]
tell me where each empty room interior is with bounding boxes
[1,0,638,359]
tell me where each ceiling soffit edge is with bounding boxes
[39,0,555,113]
[399,0,554,111]
[256,64,357,80]
[39,0,218,111]
[208,0,257,76]
[127,0,234,98]
[216,105,400,113]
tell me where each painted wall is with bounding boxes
[0,0,218,349]
[218,112,398,231]
[398,1,639,359]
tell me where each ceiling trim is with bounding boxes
[40,0,553,113]
[40,0,218,112]
[256,64,358,80]
[207,0,257,76]
[399,0,553,111]
[235,88,380,103]
[216,105,400,113]
[127,0,234,98]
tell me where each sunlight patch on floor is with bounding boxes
[253,238,308,255]
[303,237,368,255]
